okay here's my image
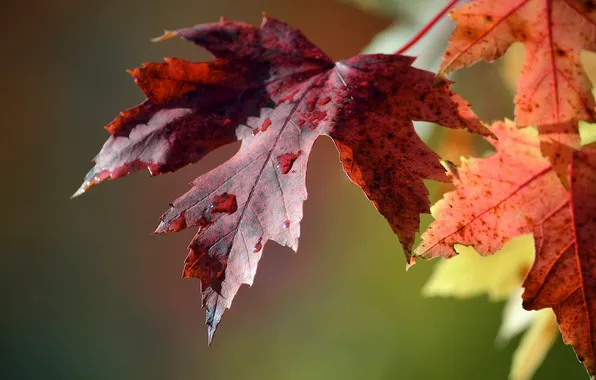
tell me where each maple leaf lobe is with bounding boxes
[415,121,561,260]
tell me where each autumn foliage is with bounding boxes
[74,1,596,378]
[441,0,596,181]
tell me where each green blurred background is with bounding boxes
[0,0,586,379]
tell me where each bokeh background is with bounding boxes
[1,0,588,379]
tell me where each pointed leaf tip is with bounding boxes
[405,256,416,271]
[151,30,177,43]
[206,306,222,344]
[70,185,86,199]
[207,327,215,346]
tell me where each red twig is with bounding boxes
[394,0,460,55]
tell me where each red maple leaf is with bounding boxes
[74,15,487,341]
[414,121,596,377]
[559,143,596,375]
[440,0,596,178]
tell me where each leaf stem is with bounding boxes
[394,0,460,55]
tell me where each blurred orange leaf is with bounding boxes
[441,0,596,179]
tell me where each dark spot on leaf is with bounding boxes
[210,193,238,214]
[276,151,302,174]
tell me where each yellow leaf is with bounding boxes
[580,121,596,146]
[422,234,534,301]
[497,288,558,380]
[497,288,537,345]
[510,309,558,380]
[423,233,560,380]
